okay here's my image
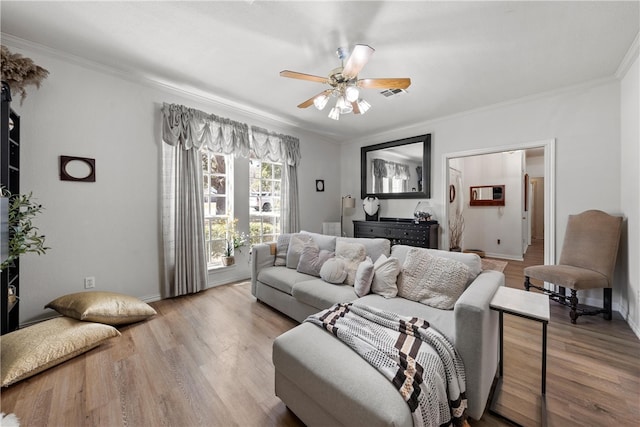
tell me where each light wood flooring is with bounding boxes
[1,239,639,426]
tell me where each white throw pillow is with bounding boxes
[370,254,401,298]
[335,241,366,286]
[398,248,470,310]
[286,233,313,269]
[320,258,348,284]
[354,257,374,297]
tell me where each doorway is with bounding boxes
[442,139,555,267]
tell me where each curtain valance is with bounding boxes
[161,103,250,157]
[372,158,411,179]
[250,126,301,166]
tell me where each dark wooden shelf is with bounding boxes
[1,84,20,335]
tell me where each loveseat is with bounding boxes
[251,231,503,425]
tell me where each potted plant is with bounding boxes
[1,188,49,271]
[221,218,248,266]
[1,45,49,104]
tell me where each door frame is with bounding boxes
[442,138,555,267]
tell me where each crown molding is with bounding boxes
[345,75,618,146]
[616,32,640,79]
[1,33,338,143]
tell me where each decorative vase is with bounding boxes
[414,201,434,222]
[221,256,235,266]
[363,196,380,221]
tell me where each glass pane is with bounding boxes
[274,164,282,179]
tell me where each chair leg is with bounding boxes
[524,276,531,291]
[569,290,579,324]
[603,288,612,320]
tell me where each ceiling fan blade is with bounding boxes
[358,78,411,89]
[297,89,333,109]
[341,44,375,79]
[280,70,328,84]
[351,101,361,115]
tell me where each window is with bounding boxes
[202,150,232,266]
[249,156,281,244]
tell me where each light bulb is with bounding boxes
[313,94,329,110]
[336,96,352,114]
[328,106,340,120]
[345,86,359,102]
[356,99,371,114]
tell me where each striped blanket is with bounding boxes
[305,303,467,427]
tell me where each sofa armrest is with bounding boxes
[453,270,504,420]
[251,243,276,297]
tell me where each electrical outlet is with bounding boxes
[497,239,501,245]
[84,276,95,289]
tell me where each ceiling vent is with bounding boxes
[379,88,407,98]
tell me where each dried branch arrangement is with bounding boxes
[449,212,465,250]
[1,45,49,104]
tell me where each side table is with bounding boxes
[489,286,550,427]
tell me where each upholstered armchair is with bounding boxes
[524,210,622,324]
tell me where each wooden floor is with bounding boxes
[1,239,639,426]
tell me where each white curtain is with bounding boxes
[251,126,301,233]
[160,103,249,297]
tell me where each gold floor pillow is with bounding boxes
[1,317,120,387]
[45,291,157,325]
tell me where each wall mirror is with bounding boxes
[360,134,431,199]
[469,185,505,206]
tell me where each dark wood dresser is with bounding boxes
[353,218,439,249]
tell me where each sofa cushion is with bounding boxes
[370,255,401,298]
[292,279,358,311]
[297,244,334,277]
[355,294,456,342]
[45,291,156,326]
[286,233,313,269]
[300,230,337,252]
[398,249,470,310]
[354,257,374,297]
[335,241,366,286]
[257,266,316,295]
[337,237,390,263]
[319,258,348,284]
[1,317,120,387]
[274,234,291,266]
[391,245,482,285]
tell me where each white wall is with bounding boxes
[341,79,624,313]
[620,54,640,336]
[7,40,341,324]
[460,152,524,260]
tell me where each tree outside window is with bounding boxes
[249,156,281,244]
[202,150,232,266]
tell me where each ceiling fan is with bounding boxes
[280,44,411,120]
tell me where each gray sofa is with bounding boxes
[251,232,503,425]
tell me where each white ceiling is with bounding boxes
[1,1,638,143]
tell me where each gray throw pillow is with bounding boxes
[274,234,291,266]
[398,248,470,310]
[297,243,334,277]
[286,233,313,269]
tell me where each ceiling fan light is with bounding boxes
[313,94,329,110]
[336,96,353,114]
[345,85,359,102]
[328,106,340,120]
[357,99,371,114]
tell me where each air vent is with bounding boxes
[379,88,407,98]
